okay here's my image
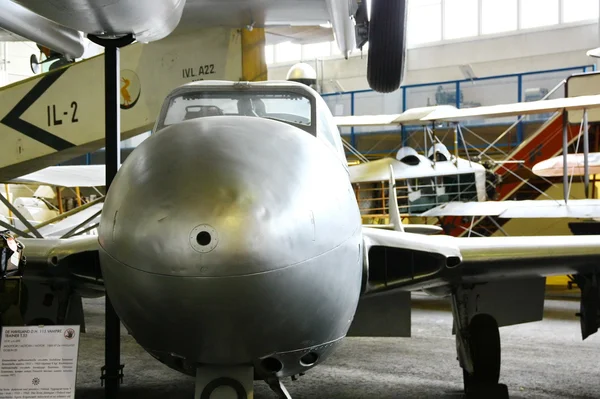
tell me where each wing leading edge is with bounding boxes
[361,227,600,294]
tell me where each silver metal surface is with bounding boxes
[19,235,103,297]
[12,0,186,43]
[99,110,363,377]
[0,0,84,59]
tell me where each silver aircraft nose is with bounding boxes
[98,116,363,372]
[99,116,358,277]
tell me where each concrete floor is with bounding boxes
[74,294,600,399]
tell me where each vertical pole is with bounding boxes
[104,42,121,399]
[88,32,134,399]
[455,81,460,109]
[562,110,569,203]
[584,108,590,198]
[75,187,82,207]
[517,75,523,145]
[401,87,407,146]
[56,187,63,214]
[453,124,459,165]
[4,184,12,226]
[350,92,356,148]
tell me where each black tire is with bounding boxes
[367,0,407,93]
[463,313,501,393]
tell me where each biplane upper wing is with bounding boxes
[334,95,600,127]
[8,165,106,187]
[420,199,600,219]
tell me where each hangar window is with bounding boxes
[481,0,517,34]
[275,42,301,63]
[408,0,442,45]
[264,45,274,64]
[161,91,313,132]
[444,0,478,40]
[562,0,599,23]
[520,0,559,29]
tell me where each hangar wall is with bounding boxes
[0,42,35,85]
[268,21,599,92]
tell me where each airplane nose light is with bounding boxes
[190,224,219,253]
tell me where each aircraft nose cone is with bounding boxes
[99,116,359,277]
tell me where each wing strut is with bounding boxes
[388,165,404,232]
[0,189,42,238]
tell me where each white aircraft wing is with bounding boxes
[419,199,600,219]
[361,227,600,294]
[9,165,106,187]
[423,94,600,122]
[533,153,600,177]
[334,95,600,127]
[37,203,103,238]
[334,105,457,127]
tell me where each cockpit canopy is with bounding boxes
[162,91,312,130]
[154,80,345,162]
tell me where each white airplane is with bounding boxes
[337,94,600,223]
[340,106,490,221]
[0,0,407,93]
[4,79,600,399]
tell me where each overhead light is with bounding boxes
[459,64,477,81]
[586,47,600,58]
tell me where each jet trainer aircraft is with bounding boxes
[9,80,600,399]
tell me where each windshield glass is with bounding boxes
[162,91,312,128]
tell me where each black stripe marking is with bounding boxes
[1,67,75,151]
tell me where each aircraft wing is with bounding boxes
[423,94,600,122]
[9,165,106,187]
[361,227,600,295]
[333,105,456,127]
[362,223,443,235]
[420,199,600,219]
[37,203,103,238]
[334,95,600,127]
[19,235,104,297]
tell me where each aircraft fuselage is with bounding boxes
[98,108,363,378]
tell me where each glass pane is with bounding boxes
[522,69,576,122]
[275,41,301,63]
[520,0,559,29]
[481,0,518,34]
[161,91,312,128]
[444,0,478,40]
[353,90,404,134]
[407,0,442,45]
[302,42,331,60]
[322,93,352,135]
[563,0,599,22]
[264,45,274,65]
[460,77,518,126]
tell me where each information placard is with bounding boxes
[0,326,80,399]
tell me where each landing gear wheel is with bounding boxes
[462,314,507,398]
[367,0,407,93]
